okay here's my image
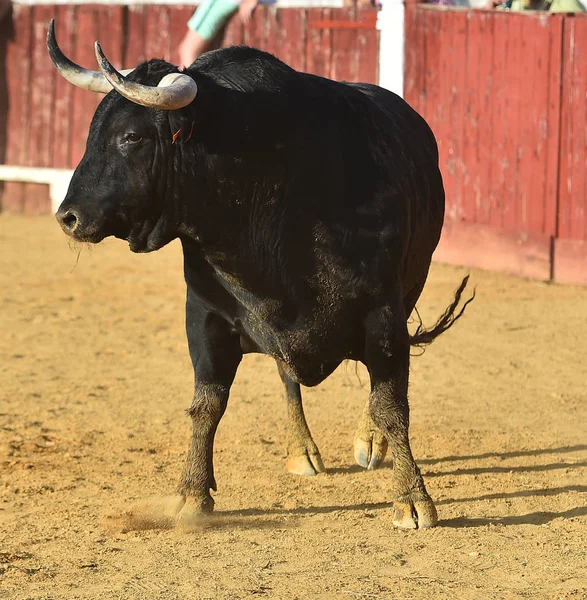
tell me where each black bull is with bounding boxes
[48,24,473,529]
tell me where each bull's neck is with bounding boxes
[177,167,246,261]
[178,173,311,315]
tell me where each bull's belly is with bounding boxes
[236,312,358,387]
[277,357,341,387]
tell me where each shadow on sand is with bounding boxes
[219,444,587,528]
[106,445,586,531]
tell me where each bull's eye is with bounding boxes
[124,132,143,144]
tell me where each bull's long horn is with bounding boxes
[47,19,134,93]
[94,41,198,110]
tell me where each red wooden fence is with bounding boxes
[0,2,378,213]
[2,3,586,285]
[405,6,587,286]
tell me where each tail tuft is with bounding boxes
[410,275,475,349]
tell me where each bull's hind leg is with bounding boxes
[176,291,242,517]
[353,276,427,470]
[277,363,325,476]
[363,304,437,529]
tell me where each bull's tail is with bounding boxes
[410,275,475,349]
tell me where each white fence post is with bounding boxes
[377,0,405,97]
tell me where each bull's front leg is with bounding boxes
[363,304,437,529]
[177,383,231,515]
[276,363,325,476]
[176,291,242,518]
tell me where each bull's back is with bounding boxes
[347,82,445,285]
[196,49,444,295]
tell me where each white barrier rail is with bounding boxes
[0,165,72,213]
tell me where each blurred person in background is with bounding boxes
[178,0,262,68]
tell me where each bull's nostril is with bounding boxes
[60,210,79,232]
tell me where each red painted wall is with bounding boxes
[2,3,585,285]
[405,6,587,285]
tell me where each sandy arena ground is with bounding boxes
[0,214,586,600]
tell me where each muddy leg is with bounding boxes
[175,292,242,518]
[177,383,231,515]
[354,275,428,471]
[277,363,325,476]
[364,304,437,529]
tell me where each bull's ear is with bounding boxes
[168,110,197,145]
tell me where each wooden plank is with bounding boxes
[305,8,332,78]
[275,9,306,72]
[519,14,558,236]
[460,10,477,224]
[2,3,32,211]
[567,17,587,242]
[52,5,76,170]
[434,10,454,218]
[98,5,126,69]
[487,11,509,230]
[448,11,467,221]
[422,8,441,160]
[5,4,32,167]
[330,7,358,82]
[470,11,493,226]
[518,14,540,233]
[69,5,102,167]
[558,15,587,243]
[403,4,419,112]
[557,15,572,243]
[145,4,170,61]
[98,5,125,68]
[23,4,56,214]
[356,7,378,84]
[123,4,148,67]
[544,14,563,238]
[475,11,495,226]
[501,12,523,232]
[434,219,552,282]
[411,4,427,117]
[263,7,284,58]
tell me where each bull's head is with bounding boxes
[48,20,199,252]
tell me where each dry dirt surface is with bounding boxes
[1,214,586,600]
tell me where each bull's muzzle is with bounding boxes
[55,207,81,235]
[55,206,106,243]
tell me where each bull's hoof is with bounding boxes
[353,431,388,470]
[286,450,325,476]
[175,495,215,521]
[391,491,437,529]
